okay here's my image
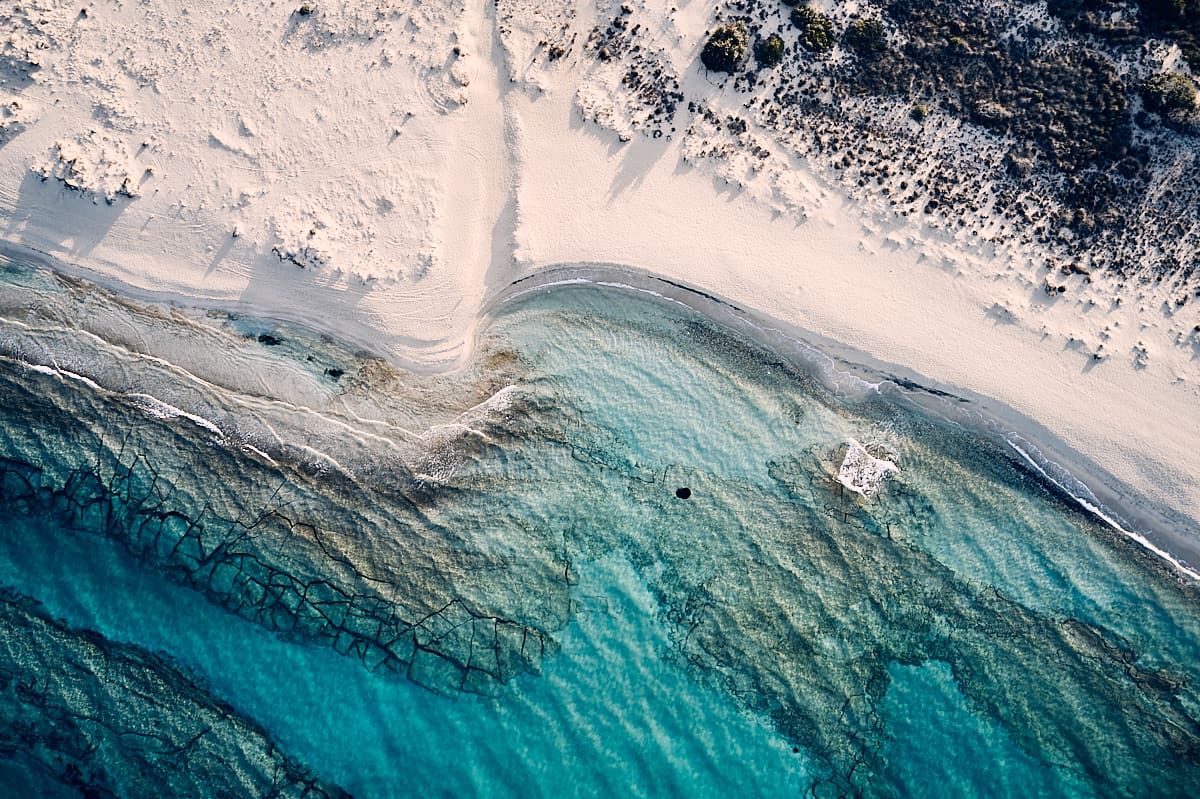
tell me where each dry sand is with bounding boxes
[1,0,1198,572]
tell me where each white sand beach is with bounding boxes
[2,0,1198,568]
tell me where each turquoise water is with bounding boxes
[0,516,800,798]
[0,263,1198,797]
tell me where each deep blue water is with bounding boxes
[0,263,1197,797]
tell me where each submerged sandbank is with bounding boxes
[492,264,1200,581]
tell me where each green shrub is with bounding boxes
[844,18,886,55]
[910,103,929,122]
[1141,72,1197,114]
[755,33,786,67]
[790,6,835,53]
[701,22,750,73]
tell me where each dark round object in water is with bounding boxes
[675,487,691,500]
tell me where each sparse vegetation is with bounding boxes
[851,4,1131,173]
[1048,0,1200,70]
[678,0,1198,281]
[1150,0,1200,70]
[1141,72,1197,115]
[701,22,749,73]
[755,33,786,68]
[844,18,886,56]
[790,7,836,53]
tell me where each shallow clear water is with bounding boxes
[0,264,1197,797]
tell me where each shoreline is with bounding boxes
[3,0,1198,587]
[489,264,1200,582]
[3,3,1200,794]
[5,247,1196,582]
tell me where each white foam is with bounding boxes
[126,393,224,437]
[503,276,692,315]
[480,384,520,413]
[239,441,278,466]
[836,439,898,498]
[57,368,102,392]
[1006,437,1200,583]
[22,361,102,392]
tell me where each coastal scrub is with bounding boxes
[1142,72,1197,115]
[755,33,786,68]
[701,22,749,73]
[791,6,836,53]
[844,18,886,56]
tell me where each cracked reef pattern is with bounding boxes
[484,289,1200,796]
[0,589,348,798]
[0,260,1199,797]
[0,265,562,702]
[0,354,559,699]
